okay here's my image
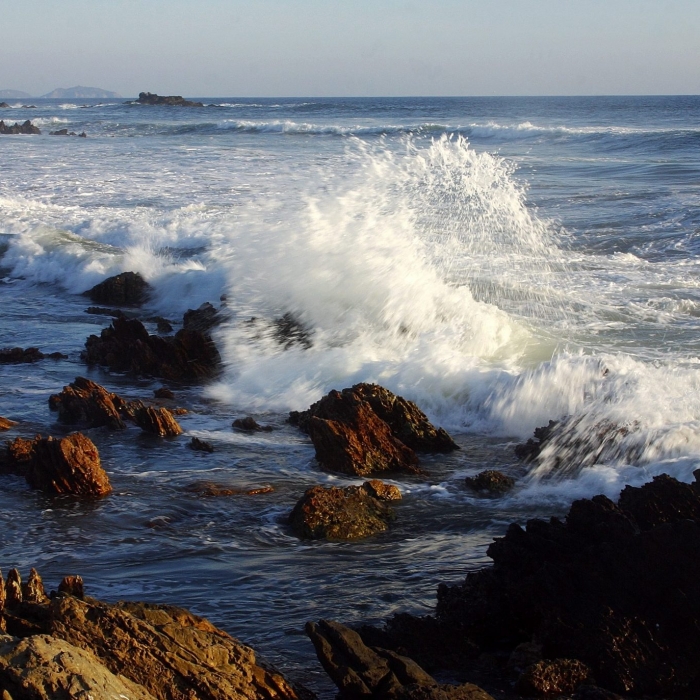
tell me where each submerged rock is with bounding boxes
[464,470,515,495]
[290,384,457,477]
[233,416,274,432]
[0,347,65,363]
[0,119,40,134]
[154,387,175,400]
[134,91,204,107]
[83,316,221,381]
[306,619,493,700]
[289,482,397,540]
[185,481,273,497]
[2,433,111,497]
[83,271,151,307]
[189,436,214,452]
[0,417,17,431]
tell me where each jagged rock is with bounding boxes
[289,482,397,540]
[183,302,221,333]
[5,570,22,607]
[233,416,273,432]
[134,91,204,107]
[306,619,493,700]
[189,436,214,452]
[83,271,151,307]
[58,575,84,600]
[0,120,40,135]
[49,376,131,429]
[0,634,158,700]
[464,470,515,495]
[83,316,221,381]
[85,305,125,317]
[291,386,431,477]
[0,347,65,363]
[3,434,111,497]
[427,474,700,697]
[516,659,594,696]
[154,387,175,400]
[185,481,273,497]
[363,479,402,501]
[0,417,17,431]
[132,403,182,437]
[22,569,48,605]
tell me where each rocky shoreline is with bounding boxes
[1,271,699,698]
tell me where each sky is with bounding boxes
[2,0,699,97]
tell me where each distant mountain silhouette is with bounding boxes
[41,86,122,99]
[0,89,32,99]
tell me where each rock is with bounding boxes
[233,416,273,432]
[83,271,151,307]
[83,316,221,381]
[0,102,9,108]
[0,120,40,135]
[154,387,175,399]
[183,301,221,333]
[185,481,273,497]
[85,305,125,317]
[0,347,65,363]
[157,318,173,333]
[22,569,48,604]
[573,686,624,700]
[0,417,17,431]
[6,570,22,607]
[291,386,428,477]
[464,470,515,495]
[363,479,402,501]
[306,619,493,700]
[58,575,85,599]
[132,403,183,436]
[134,91,204,107]
[506,641,543,675]
[0,634,158,700]
[274,312,312,349]
[189,436,214,452]
[3,433,111,497]
[49,128,84,136]
[515,659,594,696]
[428,474,700,697]
[49,376,131,429]
[289,482,397,540]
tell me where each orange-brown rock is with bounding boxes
[516,659,594,696]
[22,568,48,604]
[58,575,85,600]
[49,376,131,429]
[185,481,273,497]
[363,479,402,501]
[6,569,22,607]
[4,433,111,497]
[132,403,183,436]
[0,417,17,431]
[289,482,397,540]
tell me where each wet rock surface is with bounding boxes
[183,301,222,333]
[0,417,17,431]
[0,347,65,363]
[185,481,274,497]
[0,569,306,700]
[132,402,183,436]
[0,120,40,134]
[49,376,131,429]
[289,482,398,540]
[83,315,221,380]
[189,436,214,452]
[83,271,151,307]
[464,470,515,496]
[515,659,593,696]
[306,619,494,700]
[2,433,111,497]
[363,474,700,698]
[233,416,274,432]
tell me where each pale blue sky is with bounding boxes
[3,0,699,97]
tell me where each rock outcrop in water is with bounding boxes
[289,384,456,477]
[133,91,204,107]
[0,569,306,700]
[0,119,40,134]
[0,347,66,363]
[357,473,700,698]
[83,315,221,380]
[83,271,151,307]
[290,481,400,540]
[0,417,17,431]
[464,470,515,496]
[306,619,494,700]
[1,433,111,497]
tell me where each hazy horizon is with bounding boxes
[3,0,699,98]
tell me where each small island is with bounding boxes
[129,91,204,107]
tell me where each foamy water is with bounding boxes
[1,95,699,693]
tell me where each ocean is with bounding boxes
[1,95,699,693]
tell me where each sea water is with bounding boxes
[1,95,699,692]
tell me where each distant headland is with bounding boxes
[0,86,121,99]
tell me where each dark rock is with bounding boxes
[428,474,700,697]
[183,302,221,333]
[0,102,9,108]
[49,128,85,136]
[85,305,125,317]
[155,318,173,333]
[134,91,204,107]
[506,642,543,675]
[189,436,214,452]
[514,420,559,461]
[3,433,111,497]
[132,402,183,437]
[306,619,493,700]
[6,569,22,607]
[233,416,273,432]
[274,312,312,349]
[515,659,594,696]
[83,271,151,307]
[154,387,175,399]
[573,686,624,700]
[49,376,132,429]
[83,316,221,381]
[0,119,40,134]
[0,347,65,363]
[0,417,17,431]
[185,481,273,497]
[289,482,397,540]
[464,470,515,495]
[58,574,85,599]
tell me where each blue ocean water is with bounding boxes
[0,95,699,691]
